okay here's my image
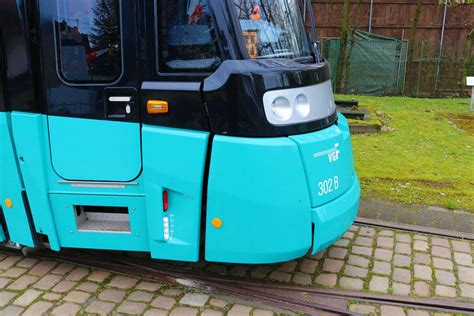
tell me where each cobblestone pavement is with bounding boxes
[0,224,473,316]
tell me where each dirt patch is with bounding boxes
[443,113,474,134]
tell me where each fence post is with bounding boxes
[416,41,425,97]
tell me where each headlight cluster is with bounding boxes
[262,80,336,126]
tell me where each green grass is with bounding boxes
[336,95,474,212]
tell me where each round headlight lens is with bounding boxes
[271,97,292,121]
[295,94,310,118]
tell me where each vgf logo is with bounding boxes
[313,143,340,163]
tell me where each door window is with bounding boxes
[55,0,122,83]
[157,0,222,73]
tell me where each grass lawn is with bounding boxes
[336,95,474,212]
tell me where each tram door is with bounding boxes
[38,0,141,182]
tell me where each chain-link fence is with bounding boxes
[322,31,474,98]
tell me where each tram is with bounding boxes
[0,0,360,264]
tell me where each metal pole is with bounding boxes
[368,0,374,33]
[434,0,448,93]
[306,0,321,62]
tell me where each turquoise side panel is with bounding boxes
[289,113,355,207]
[142,126,209,262]
[0,224,5,242]
[11,112,60,250]
[312,176,360,254]
[48,116,142,182]
[0,113,35,246]
[205,136,312,264]
[49,194,149,251]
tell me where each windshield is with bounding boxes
[233,0,311,59]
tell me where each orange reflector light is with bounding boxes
[4,199,13,208]
[163,191,169,212]
[147,100,168,114]
[211,218,223,229]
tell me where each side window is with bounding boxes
[55,0,122,83]
[157,0,221,73]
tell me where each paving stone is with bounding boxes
[210,298,228,308]
[344,265,368,278]
[43,293,62,301]
[99,289,126,302]
[343,231,355,240]
[372,261,391,275]
[434,270,456,286]
[374,249,393,262]
[414,253,431,265]
[0,277,11,289]
[370,276,389,293]
[334,239,350,247]
[414,240,429,252]
[460,283,474,299]
[393,282,411,296]
[352,246,373,257]
[0,291,17,307]
[395,243,412,255]
[253,309,274,316]
[349,225,358,232]
[358,227,376,237]
[379,230,395,237]
[377,237,395,249]
[290,272,310,285]
[435,285,456,298]
[202,309,224,316]
[170,307,199,316]
[414,281,430,297]
[22,301,52,316]
[250,266,271,279]
[349,304,376,315]
[0,256,22,270]
[269,271,292,282]
[451,240,471,253]
[431,237,449,247]
[339,277,364,290]
[144,309,169,316]
[34,274,62,290]
[65,267,89,281]
[63,290,90,304]
[1,306,24,316]
[1,267,27,278]
[30,261,57,276]
[117,301,147,314]
[431,246,451,259]
[433,257,453,270]
[395,234,411,243]
[163,288,184,297]
[13,289,43,307]
[300,259,318,274]
[322,258,344,273]
[51,302,80,316]
[151,295,176,310]
[128,290,154,303]
[277,260,297,273]
[108,275,138,289]
[407,310,430,316]
[229,265,249,277]
[8,275,39,290]
[180,293,209,307]
[85,300,116,315]
[414,235,428,241]
[51,263,75,275]
[394,254,411,267]
[380,305,405,316]
[87,270,111,283]
[458,266,474,284]
[454,252,473,266]
[329,247,348,259]
[228,304,252,316]
[136,281,162,292]
[348,255,369,268]
[354,236,373,247]
[315,273,338,287]
[76,281,99,293]
[393,268,411,284]
[414,265,432,281]
[52,280,76,293]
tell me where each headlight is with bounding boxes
[271,96,292,121]
[295,94,310,118]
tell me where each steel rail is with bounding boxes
[355,217,474,241]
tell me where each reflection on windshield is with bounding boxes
[234,0,311,59]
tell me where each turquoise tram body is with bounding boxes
[0,0,360,264]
